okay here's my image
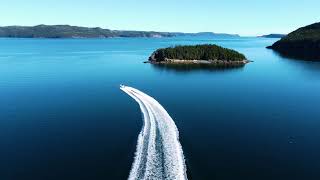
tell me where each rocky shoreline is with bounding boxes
[147,58,251,67]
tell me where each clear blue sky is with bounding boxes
[1,0,319,36]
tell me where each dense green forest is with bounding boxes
[149,44,246,62]
[267,22,320,60]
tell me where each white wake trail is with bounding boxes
[120,85,187,180]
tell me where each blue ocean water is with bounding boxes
[1,37,320,180]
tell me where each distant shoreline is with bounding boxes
[0,25,240,39]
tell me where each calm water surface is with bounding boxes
[1,37,320,180]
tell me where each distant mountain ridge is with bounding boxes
[259,34,286,38]
[0,25,240,38]
[174,32,240,38]
[0,25,174,38]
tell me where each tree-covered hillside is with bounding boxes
[267,22,320,60]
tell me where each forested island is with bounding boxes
[148,44,249,67]
[0,25,239,39]
[267,22,320,60]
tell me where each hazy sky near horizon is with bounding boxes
[1,0,319,35]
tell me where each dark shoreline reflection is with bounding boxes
[269,49,320,76]
[269,48,320,61]
[150,63,246,73]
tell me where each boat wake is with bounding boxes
[120,85,187,180]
